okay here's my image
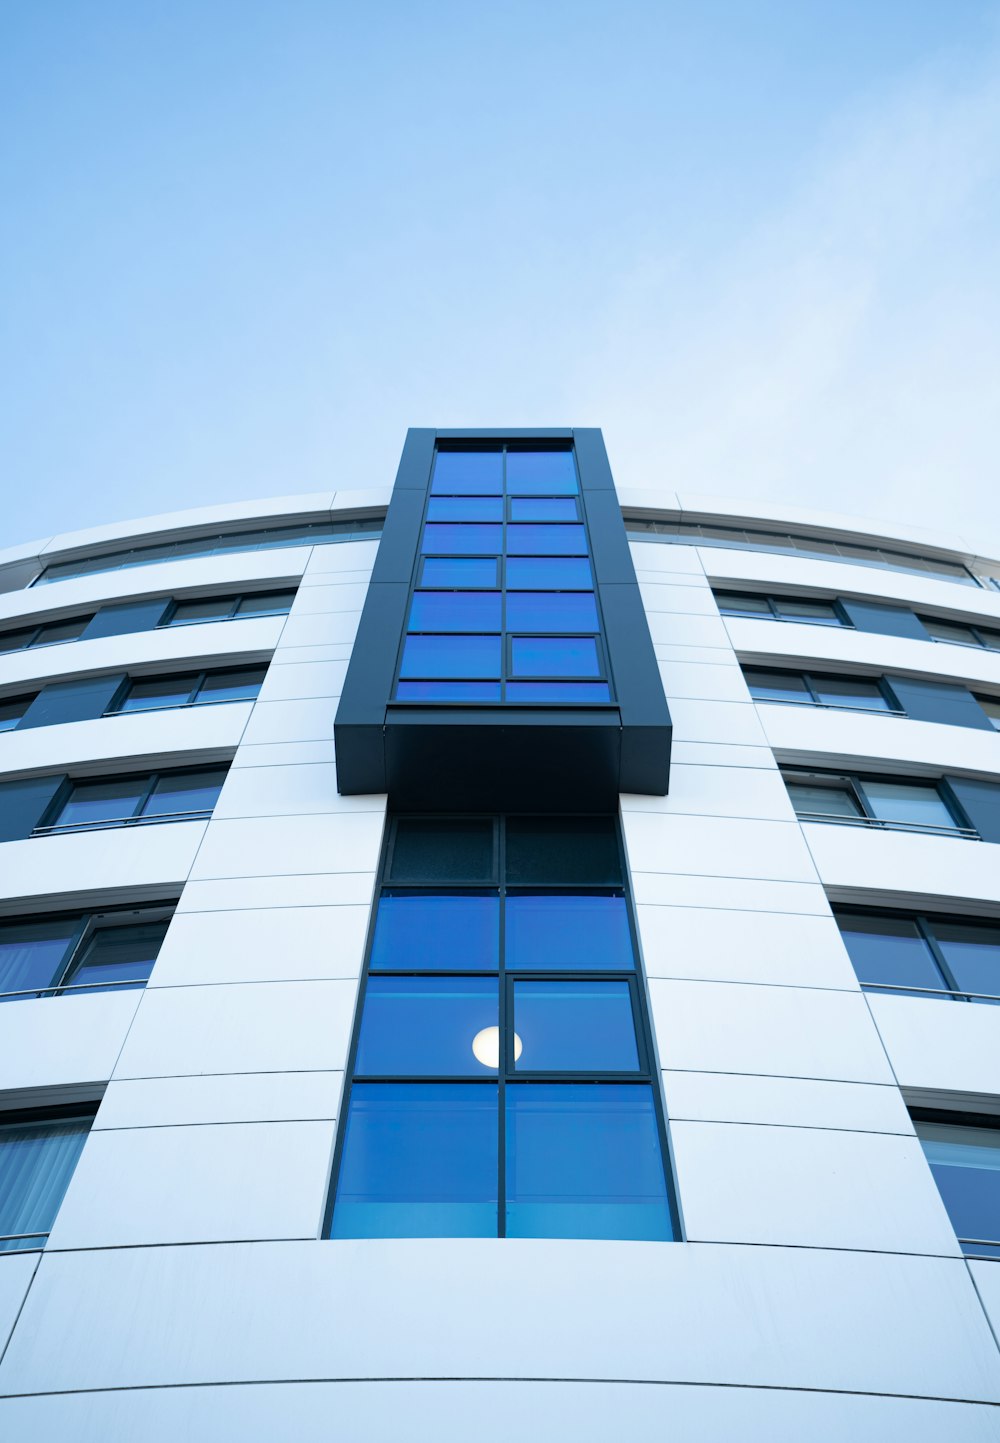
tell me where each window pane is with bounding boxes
[235,591,296,617]
[81,599,169,640]
[511,637,600,678]
[506,682,611,702]
[715,593,770,615]
[0,918,81,999]
[195,669,266,703]
[785,782,863,819]
[431,451,503,495]
[923,618,980,646]
[0,629,36,654]
[977,696,1000,730]
[32,617,90,646]
[395,681,502,702]
[356,978,499,1076]
[933,922,1000,999]
[400,636,501,679]
[142,769,226,817]
[772,599,842,625]
[505,1084,671,1240]
[981,629,1000,651]
[419,557,498,588]
[63,921,169,994]
[421,524,502,555]
[116,675,198,712]
[506,525,587,555]
[407,592,501,633]
[505,593,599,632]
[0,697,29,732]
[915,1121,1000,1245]
[426,497,503,522]
[861,781,957,830]
[54,778,146,829]
[811,677,892,711]
[505,451,578,495]
[513,981,639,1072]
[836,913,944,995]
[509,497,578,521]
[389,818,494,882]
[370,893,499,971]
[506,894,633,970]
[331,1082,498,1238]
[507,817,622,884]
[745,670,810,703]
[506,557,593,589]
[0,1115,92,1250]
[163,598,235,626]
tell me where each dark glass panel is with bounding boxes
[509,497,578,521]
[978,697,1000,731]
[389,818,495,883]
[0,918,81,999]
[370,892,499,971]
[947,778,1000,844]
[506,557,593,590]
[505,894,633,970]
[395,681,502,702]
[431,450,504,496]
[744,670,810,704]
[19,675,126,730]
[785,781,863,819]
[838,600,928,640]
[355,977,499,1076]
[505,1084,672,1240]
[506,525,587,556]
[426,497,503,522]
[80,599,169,640]
[400,636,501,679]
[0,1115,92,1250]
[504,451,578,495]
[513,981,639,1072]
[331,1082,498,1238]
[142,768,227,817]
[31,616,90,646]
[506,682,611,703]
[116,675,199,713]
[0,628,37,654]
[163,597,236,626]
[63,921,169,994]
[234,590,297,617]
[922,618,980,647]
[195,668,267,703]
[506,817,622,885]
[860,781,958,830]
[421,524,503,555]
[811,677,892,711]
[511,637,600,678]
[887,677,994,731]
[407,592,501,634]
[772,599,843,625]
[933,922,1000,999]
[0,775,66,842]
[981,628,1000,651]
[0,696,29,732]
[916,1121,1000,1245]
[53,777,147,829]
[419,557,499,588]
[715,593,770,615]
[836,913,944,995]
[505,592,599,632]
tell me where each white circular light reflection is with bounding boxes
[471,1026,523,1069]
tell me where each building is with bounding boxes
[0,427,999,1439]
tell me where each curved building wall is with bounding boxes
[0,478,999,1440]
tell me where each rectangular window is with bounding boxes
[0,1106,95,1252]
[836,907,1000,1003]
[110,666,267,715]
[784,771,971,836]
[977,696,1000,730]
[40,767,227,835]
[913,1113,1000,1259]
[327,815,677,1241]
[0,905,172,1002]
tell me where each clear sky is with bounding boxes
[3,1,1000,552]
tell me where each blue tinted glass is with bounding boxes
[332,1083,498,1238]
[371,892,499,970]
[506,558,593,589]
[837,914,944,996]
[356,978,498,1075]
[396,681,502,701]
[55,778,146,828]
[64,922,167,994]
[408,592,501,633]
[420,557,498,588]
[511,637,600,678]
[143,769,226,817]
[934,922,1000,1000]
[506,525,587,555]
[0,918,80,998]
[0,1116,91,1249]
[427,497,503,522]
[509,497,578,521]
[506,593,599,632]
[506,895,633,970]
[422,524,503,555]
[505,452,578,495]
[400,636,501,679]
[917,1122,1000,1244]
[507,682,611,703]
[505,1084,671,1240]
[513,981,639,1072]
[431,451,504,495]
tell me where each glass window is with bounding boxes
[426,497,503,522]
[860,780,958,830]
[0,628,37,654]
[923,618,981,647]
[235,590,296,617]
[977,696,1000,731]
[395,681,501,701]
[0,1111,93,1252]
[51,777,147,830]
[745,670,810,704]
[19,675,126,730]
[509,498,578,521]
[505,1084,671,1240]
[331,1082,498,1238]
[389,818,495,883]
[512,981,639,1072]
[505,557,593,590]
[370,893,499,971]
[419,557,498,589]
[0,918,81,999]
[836,913,944,995]
[195,668,267,704]
[0,696,30,732]
[505,593,599,632]
[772,599,843,625]
[407,592,501,633]
[421,524,503,556]
[163,598,236,626]
[507,817,622,884]
[511,637,600,678]
[715,593,771,615]
[62,921,169,994]
[811,676,893,711]
[506,682,611,702]
[431,451,503,495]
[915,1119,1000,1255]
[31,616,90,647]
[356,977,499,1076]
[506,525,587,556]
[115,675,198,713]
[506,894,633,970]
[142,769,227,818]
[785,781,863,819]
[933,922,1000,1000]
[80,599,170,640]
[400,635,501,679]
[505,452,578,495]
[980,628,1000,651]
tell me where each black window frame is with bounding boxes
[834,904,1000,1005]
[744,666,903,715]
[33,764,229,837]
[0,901,175,1003]
[910,1107,1000,1261]
[0,1100,98,1253]
[919,615,1000,651]
[105,663,268,717]
[782,767,978,839]
[716,590,853,627]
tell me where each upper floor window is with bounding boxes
[38,767,228,835]
[0,664,267,733]
[921,616,1000,650]
[717,592,848,626]
[912,1111,1000,1260]
[0,1104,95,1253]
[0,903,173,1003]
[783,769,975,838]
[835,907,1000,1004]
[745,666,1000,731]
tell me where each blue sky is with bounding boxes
[3,1,1000,549]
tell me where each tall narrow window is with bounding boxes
[0,1106,95,1252]
[327,815,676,1241]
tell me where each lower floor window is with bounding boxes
[0,1105,95,1252]
[0,905,173,1002]
[913,1111,1000,1259]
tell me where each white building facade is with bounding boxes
[1,437,1000,1439]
